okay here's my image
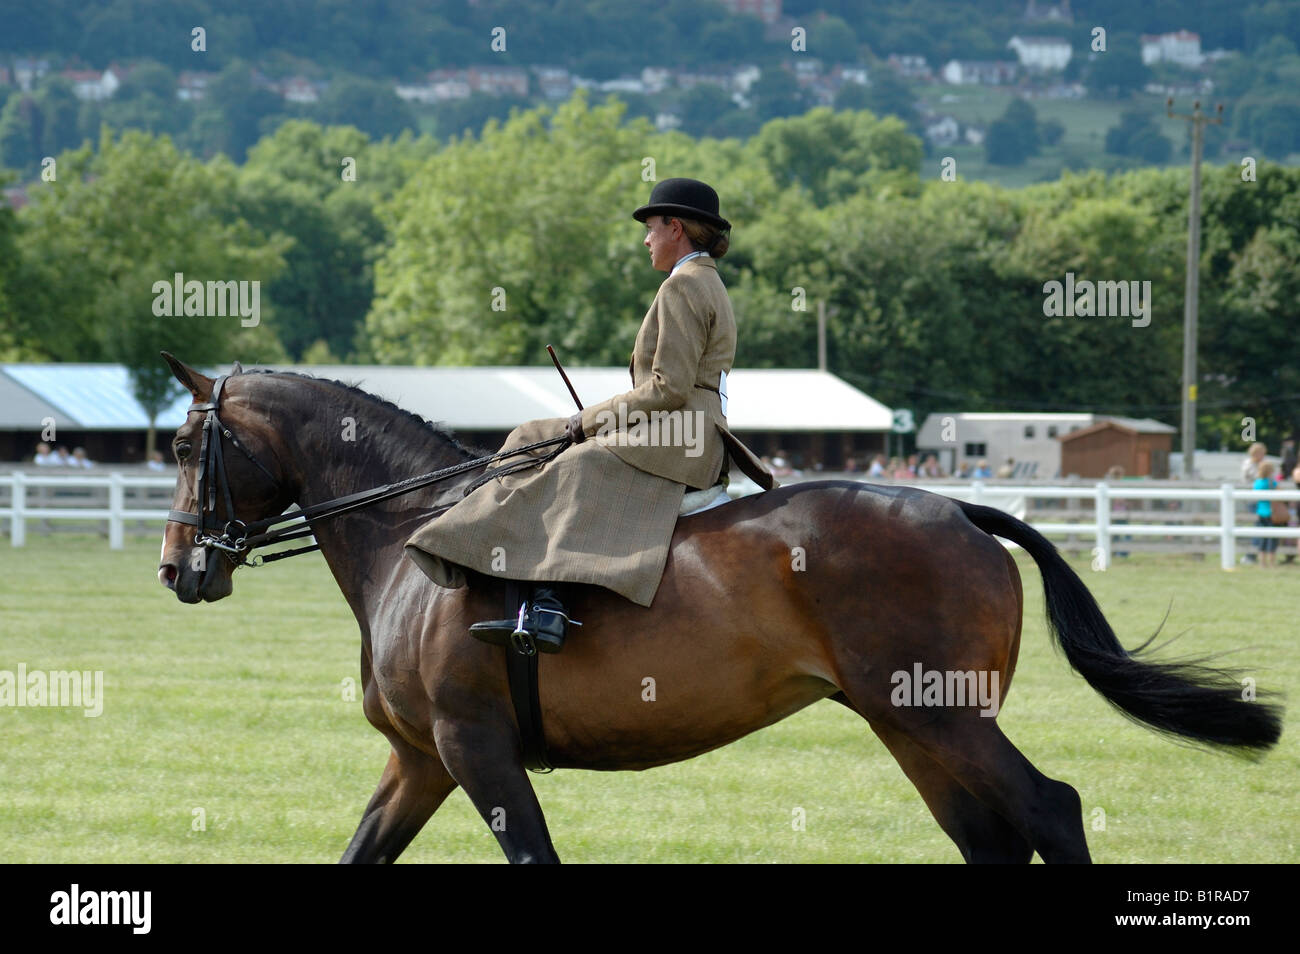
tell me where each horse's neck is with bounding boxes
[278,389,477,622]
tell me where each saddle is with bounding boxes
[470,482,734,773]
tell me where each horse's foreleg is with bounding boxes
[434,718,560,864]
[340,741,458,864]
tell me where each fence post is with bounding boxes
[1094,482,1110,570]
[108,472,125,550]
[1220,483,1235,569]
[12,472,26,547]
[971,480,985,507]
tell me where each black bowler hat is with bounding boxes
[633,178,731,231]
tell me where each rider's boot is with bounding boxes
[469,582,576,655]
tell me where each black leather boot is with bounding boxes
[468,582,575,655]
[528,585,569,654]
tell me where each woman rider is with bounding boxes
[404,178,776,650]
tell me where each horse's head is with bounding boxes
[157,352,294,603]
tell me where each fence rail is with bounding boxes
[3,471,1298,570]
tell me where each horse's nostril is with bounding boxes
[159,564,178,588]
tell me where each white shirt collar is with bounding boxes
[670,250,709,276]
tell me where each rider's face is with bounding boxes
[643,216,682,273]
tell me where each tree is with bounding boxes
[862,70,918,131]
[812,15,861,64]
[366,91,783,366]
[236,121,392,360]
[750,107,922,206]
[0,95,37,173]
[678,83,734,137]
[314,76,417,140]
[750,68,805,121]
[985,98,1040,166]
[1104,111,1172,163]
[1086,32,1151,99]
[14,130,288,450]
[33,79,81,158]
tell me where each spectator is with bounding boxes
[995,457,1016,479]
[33,442,57,465]
[54,447,73,466]
[919,454,943,478]
[1254,461,1279,567]
[70,447,95,468]
[956,460,972,479]
[1280,439,1296,483]
[867,455,886,478]
[770,449,795,478]
[972,459,992,479]
[146,450,168,471]
[1241,442,1267,483]
[889,456,912,480]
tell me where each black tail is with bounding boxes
[959,501,1283,756]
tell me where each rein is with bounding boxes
[168,374,569,568]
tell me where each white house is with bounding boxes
[925,115,960,145]
[1141,31,1203,68]
[1007,36,1072,71]
[63,67,124,102]
[941,60,1019,85]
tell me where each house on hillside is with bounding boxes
[1141,31,1203,68]
[63,66,125,101]
[1007,36,1072,71]
[941,60,1019,85]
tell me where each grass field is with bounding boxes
[915,86,1181,187]
[1,534,1295,864]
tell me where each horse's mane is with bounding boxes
[240,368,485,460]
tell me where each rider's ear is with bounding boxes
[161,351,216,401]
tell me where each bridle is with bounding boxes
[167,374,569,568]
[168,375,280,562]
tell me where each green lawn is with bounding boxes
[915,86,1185,187]
[0,535,1295,863]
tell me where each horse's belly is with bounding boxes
[541,670,835,770]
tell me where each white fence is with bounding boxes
[3,471,1299,571]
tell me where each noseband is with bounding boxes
[167,375,279,564]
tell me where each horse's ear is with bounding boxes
[231,360,243,375]
[161,351,215,401]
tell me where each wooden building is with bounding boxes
[1058,417,1176,478]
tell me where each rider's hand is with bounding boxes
[565,412,586,445]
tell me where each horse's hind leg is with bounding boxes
[884,712,1091,863]
[869,720,1033,863]
[340,737,458,864]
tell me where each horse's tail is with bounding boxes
[957,500,1283,756]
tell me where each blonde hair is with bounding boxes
[1259,460,1276,478]
[671,216,730,258]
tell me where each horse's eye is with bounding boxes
[175,442,192,462]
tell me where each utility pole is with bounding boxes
[816,299,827,371]
[1166,99,1223,478]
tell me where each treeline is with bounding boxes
[1,93,1297,448]
[7,0,1300,74]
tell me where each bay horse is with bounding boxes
[156,356,1282,863]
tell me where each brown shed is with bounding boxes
[1058,417,1176,478]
